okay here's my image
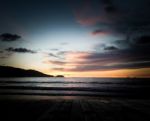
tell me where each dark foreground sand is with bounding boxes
[0,95,150,121]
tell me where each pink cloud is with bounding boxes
[73,0,108,26]
[92,30,111,36]
[43,48,150,72]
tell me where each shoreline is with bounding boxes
[0,94,150,101]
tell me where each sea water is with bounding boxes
[0,77,149,97]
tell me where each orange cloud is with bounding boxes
[75,15,104,26]
[44,51,91,71]
[45,68,150,78]
[43,49,150,78]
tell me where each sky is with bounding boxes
[0,0,150,77]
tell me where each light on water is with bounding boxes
[0,77,149,98]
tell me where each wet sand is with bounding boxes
[0,95,150,121]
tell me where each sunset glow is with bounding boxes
[0,0,150,77]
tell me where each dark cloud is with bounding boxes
[74,0,150,39]
[101,0,112,5]
[104,46,118,50]
[46,51,66,60]
[0,33,21,42]
[113,39,131,49]
[48,53,60,58]
[102,0,118,13]
[85,48,150,65]
[134,35,150,45]
[68,61,150,72]
[66,50,150,71]
[73,0,107,25]
[114,35,150,49]
[113,1,150,35]
[46,0,150,72]
[92,29,110,35]
[44,60,66,65]
[57,51,68,56]
[47,43,150,72]
[104,5,116,13]
[5,47,36,54]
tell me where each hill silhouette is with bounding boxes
[0,66,55,77]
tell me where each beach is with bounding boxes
[0,0,150,120]
[0,95,150,121]
[0,77,150,121]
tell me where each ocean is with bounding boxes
[0,77,150,98]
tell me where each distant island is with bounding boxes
[55,75,64,77]
[0,66,64,77]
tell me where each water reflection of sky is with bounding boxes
[0,78,149,97]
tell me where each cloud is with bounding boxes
[46,45,150,72]
[0,50,13,59]
[5,47,37,54]
[46,0,150,73]
[48,53,59,58]
[114,35,150,49]
[73,0,108,26]
[47,52,65,59]
[94,43,119,51]
[101,0,118,13]
[0,33,21,42]
[134,35,150,45]
[104,5,117,13]
[66,61,150,72]
[44,60,66,66]
[50,48,59,51]
[60,42,68,45]
[104,46,118,50]
[57,51,67,56]
[73,0,150,40]
[45,51,67,59]
[92,29,110,36]
[73,0,121,26]
[66,50,150,71]
[51,68,64,71]
[75,15,103,26]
